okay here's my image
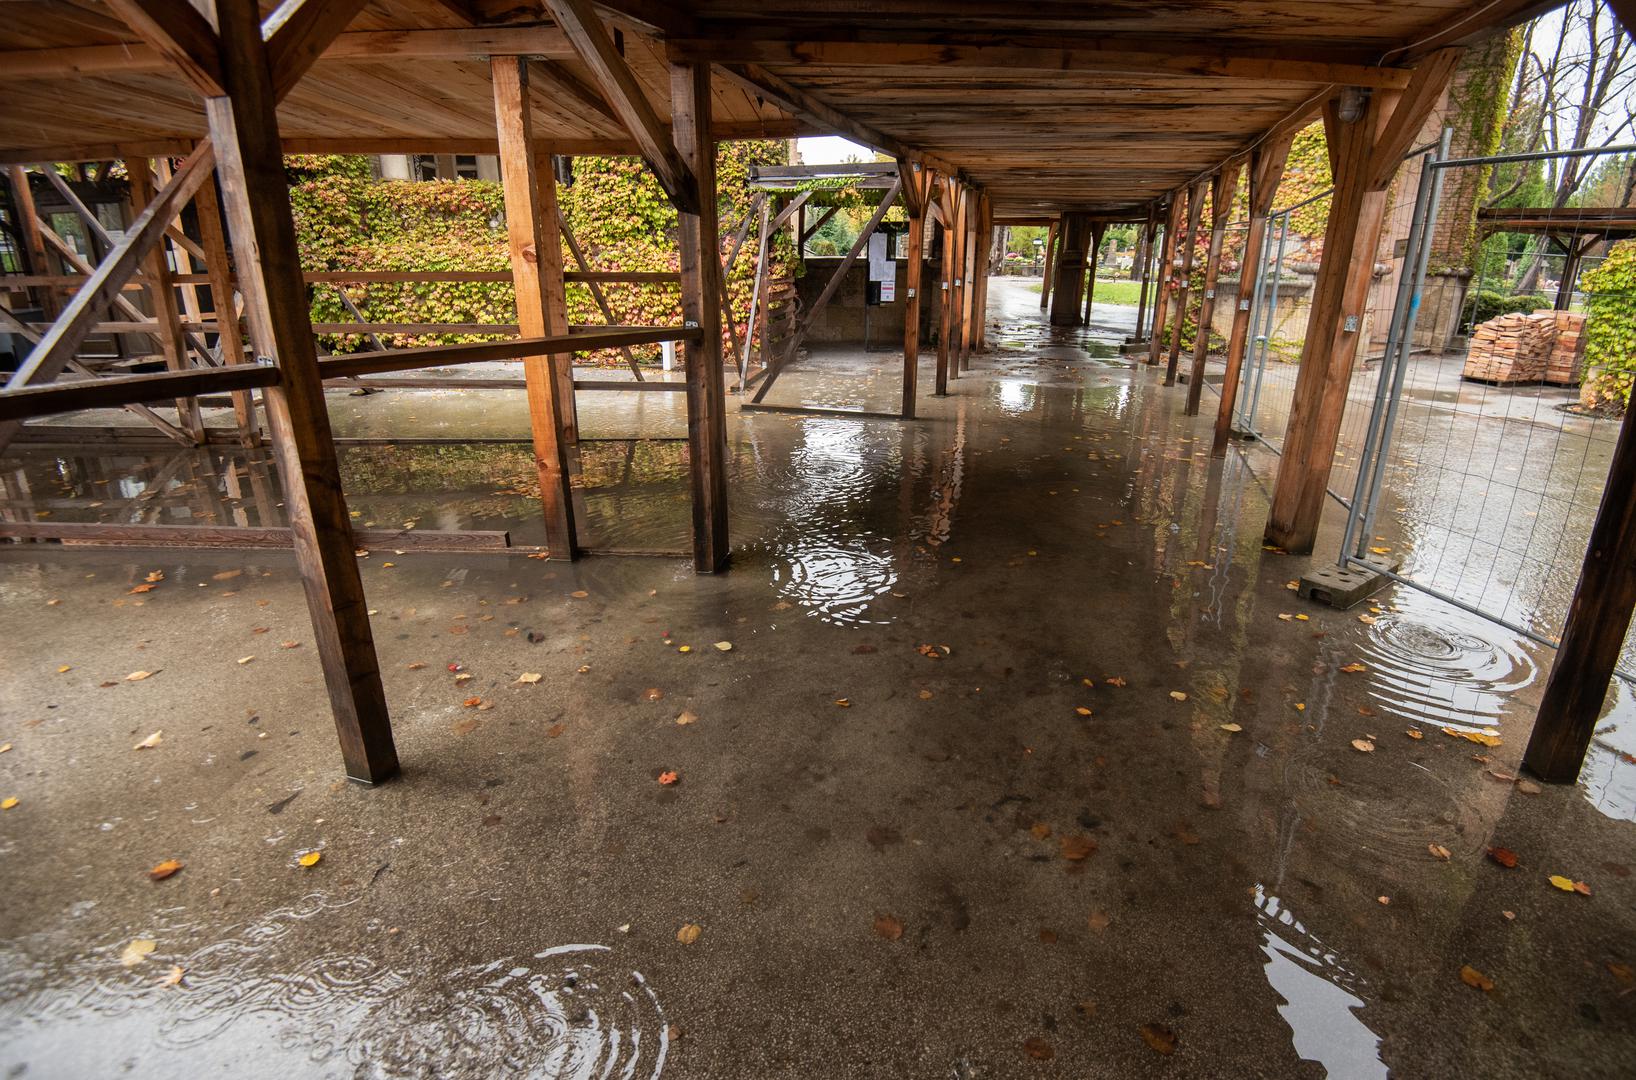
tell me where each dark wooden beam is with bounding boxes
[671,59,731,572]
[1185,160,1242,416]
[1523,402,1636,782]
[1147,193,1182,365]
[0,365,277,423]
[1164,179,1207,385]
[902,183,925,419]
[206,0,397,784]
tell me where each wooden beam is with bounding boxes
[1133,204,1157,342]
[544,0,696,212]
[316,328,694,379]
[1523,401,1636,782]
[0,365,277,423]
[5,142,216,393]
[6,167,56,319]
[937,177,958,393]
[556,204,644,379]
[0,28,577,82]
[902,190,925,419]
[102,0,224,97]
[1185,161,1243,416]
[714,62,961,178]
[1147,193,1183,365]
[192,169,258,440]
[206,0,396,784]
[1367,49,1461,191]
[126,156,204,442]
[1164,179,1208,385]
[0,520,512,551]
[1050,213,1091,326]
[669,39,1415,90]
[1083,219,1106,325]
[1038,218,1057,312]
[1214,131,1294,455]
[494,58,580,559]
[531,59,622,129]
[266,0,372,101]
[671,60,731,572]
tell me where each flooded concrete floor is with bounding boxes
[2,280,1635,1078]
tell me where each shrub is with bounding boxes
[1579,240,1636,414]
[1460,289,1550,329]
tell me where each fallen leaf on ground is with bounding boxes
[126,671,155,681]
[873,914,904,941]
[1075,706,1093,717]
[570,590,589,599]
[1030,822,1052,840]
[1087,910,1111,932]
[128,584,157,594]
[1060,835,1097,861]
[1548,875,1590,894]
[1352,739,1375,753]
[1487,847,1519,868]
[676,711,698,726]
[1139,1023,1177,1055]
[1428,844,1450,860]
[212,570,242,581]
[120,939,156,967]
[834,698,851,707]
[462,696,484,708]
[1370,546,1392,555]
[515,673,542,685]
[1220,723,1242,733]
[1460,964,1495,991]
[713,641,733,652]
[1022,1036,1053,1060]
[134,730,162,750]
[676,923,701,944]
[1516,779,1542,795]
[279,641,300,650]
[159,965,185,987]
[1406,729,1424,740]
[643,688,664,702]
[1105,677,1127,687]
[658,771,679,786]
[1340,663,1367,674]
[0,797,17,810]
[0,744,10,753]
[298,851,322,867]
[1169,691,1187,702]
[148,859,183,881]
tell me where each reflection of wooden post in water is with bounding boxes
[222,453,251,527]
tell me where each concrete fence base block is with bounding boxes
[1299,557,1396,610]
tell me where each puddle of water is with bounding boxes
[1254,885,1386,1080]
[1354,586,1536,733]
[0,893,665,1079]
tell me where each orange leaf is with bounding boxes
[148,858,184,881]
[658,770,679,786]
[872,913,904,941]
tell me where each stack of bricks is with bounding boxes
[1546,310,1587,386]
[1461,311,1557,384]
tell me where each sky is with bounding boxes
[795,136,874,165]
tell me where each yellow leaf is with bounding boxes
[0,744,11,753]
[1459,964,1495,992]
[148,858,184,881]
[1370,546,1391,555]
[1294,703,1306,712]
[145,571,164,583]
[0,797,17,810]
[1406,729,1424,740]
[1339,663,1367,674]
[1169,691,1187,702]
[1351,739,1375,752]
[713,640,733,652]
[1220,723,1242,732]
[298,850,322,868]
[1548,875,1590,894]
[120,939,156,967]
[126,670,154,681]
[57,665,71,674]
[160,965,185,987]
[516,672,542,685]
[1075,706,1093,716]
[1428,844,1450,860]
[676,923,701,945]
[133,730,162,750]
[835,698,852,707]
[1295,614,1310,622]
[238,655,255,665]
[678,645,692,653]
[676,710,698,725]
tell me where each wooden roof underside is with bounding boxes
[0,1,1557,216]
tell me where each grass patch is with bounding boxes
[1019,278,1144,305]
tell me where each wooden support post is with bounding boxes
[7,168,56,319]
[1186,162,1243,416]
[1049,212,1090,327]
[1147,195,1182,364]
[492,58,579,559]
[1038,219,1057,311]
[1523,402,1636,782]
[935,179,955,395]
[1164,178,1208,385]
[670,60,730,572]
[1214,135,1294,455]
[205,0,396,784]
[972,193,992,353]
[902,177,925,418]
[192,172,257,441]
[1084,221,1107,324]
[1133,206,1157,342]
[127,156,205,442]
[959,189,980,369]
[1265,58,1458,552]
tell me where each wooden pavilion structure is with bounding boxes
[3,0,1625,787]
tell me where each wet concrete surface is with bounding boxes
[1,280,1634,1077]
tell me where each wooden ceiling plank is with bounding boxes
[101,0,224,97]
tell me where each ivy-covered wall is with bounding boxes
[285,141,790,363]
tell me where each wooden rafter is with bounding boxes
[544,0,696,212]
[102,0,224,97]
[266,0,373,100]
